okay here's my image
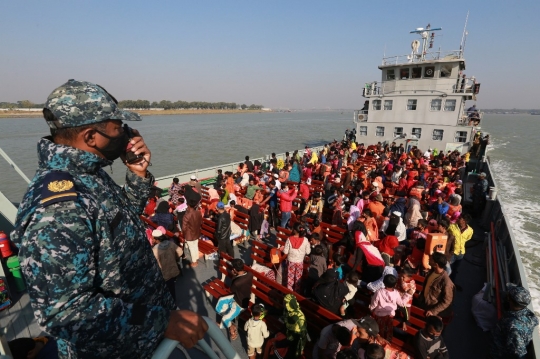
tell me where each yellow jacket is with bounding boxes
[448,223,473,255]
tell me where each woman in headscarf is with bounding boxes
[151,201,175,232]
[404,194,423,229]
[207,188,220,212]
[288,161,301,183]
[308,151,319,165]
[281,294,307,358]
[225,174,235,196]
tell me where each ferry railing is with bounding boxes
[152,316,241,359]
[381,50,462,66]
[476,159,540,357]
[457,111,484,127]
[362,77,478,97]
[155,146,325,188]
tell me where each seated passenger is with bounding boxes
[340,271,360,317]
[312,269,349,315]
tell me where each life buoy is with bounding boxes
[425,68,434,76]
[358,114,364,121]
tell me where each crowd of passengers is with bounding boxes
[142,137,537,359]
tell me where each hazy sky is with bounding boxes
[1,1,539,109]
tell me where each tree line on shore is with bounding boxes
[0,100,264,110]
[117,100,264,110]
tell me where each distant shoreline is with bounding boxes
[0,109,266,119]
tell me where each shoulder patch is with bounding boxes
[41,171,78,206]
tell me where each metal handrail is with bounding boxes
[381,50,462,66]
[152,316,241,359]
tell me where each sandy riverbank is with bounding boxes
[0,109,265,118]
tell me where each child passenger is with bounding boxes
[397,266,416,330]
[340,271,359,317]
[369,274,411,341]
[244,304,270,359]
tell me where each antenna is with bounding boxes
[410,23,441,61]
[460,11,469,58]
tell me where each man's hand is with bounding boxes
[164,310,208,348]
[425,310,434,316]
[123,128,151,178]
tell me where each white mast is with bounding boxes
[460,11,470,58]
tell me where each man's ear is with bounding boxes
[82,127,97,147]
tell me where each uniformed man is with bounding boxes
[10,80,207,358]
[489,284,538,359]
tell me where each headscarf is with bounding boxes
[289,162,301,182]
[208,188,220,200]
[283,294,307,356]
[156,201,170,214]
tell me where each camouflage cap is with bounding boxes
[506,283,531,307]
[44,79,141,129]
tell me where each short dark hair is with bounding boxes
[187,199,199,208]
[438,218,450,229]
[401,265,416,277]
[251,304,263,317]
[333,253,344,265]
[313,245,323,256]
[431,252,447,268]
[383,274,397,288]
[417,219,428,228]
[363,209,373,217]
[365,343,385,359]
[347,271,360,284]
[245,156,249,160]
[335,325,352,346]
[231,258,244,272]
[425,315,444,332]
[173,178,179,184]
[460,213,472,224]
[50,118,108,143]
[311,232,320,241]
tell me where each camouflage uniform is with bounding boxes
[10,80,175,358]
[489,284,539,359]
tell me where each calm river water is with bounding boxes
[0,111,538,312]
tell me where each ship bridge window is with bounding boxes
[400,68,410,79]
[433,129,444,141]
[424,66,435,78]
[407,99,417,110]
[359,126,368,136]
[444,99,456,111]
[455,131,467,143]
[386,69,395,80]
[412,67,422,79]
[394,127,404,137]
[440,64,453,78]
[412,127,422,139]
[430,99,442,111]
[372,100,381,110]
[376,126,385,137]
[384,100,393,110]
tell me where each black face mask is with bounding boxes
[94,129,129,161]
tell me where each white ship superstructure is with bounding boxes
[355,23,482,153]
